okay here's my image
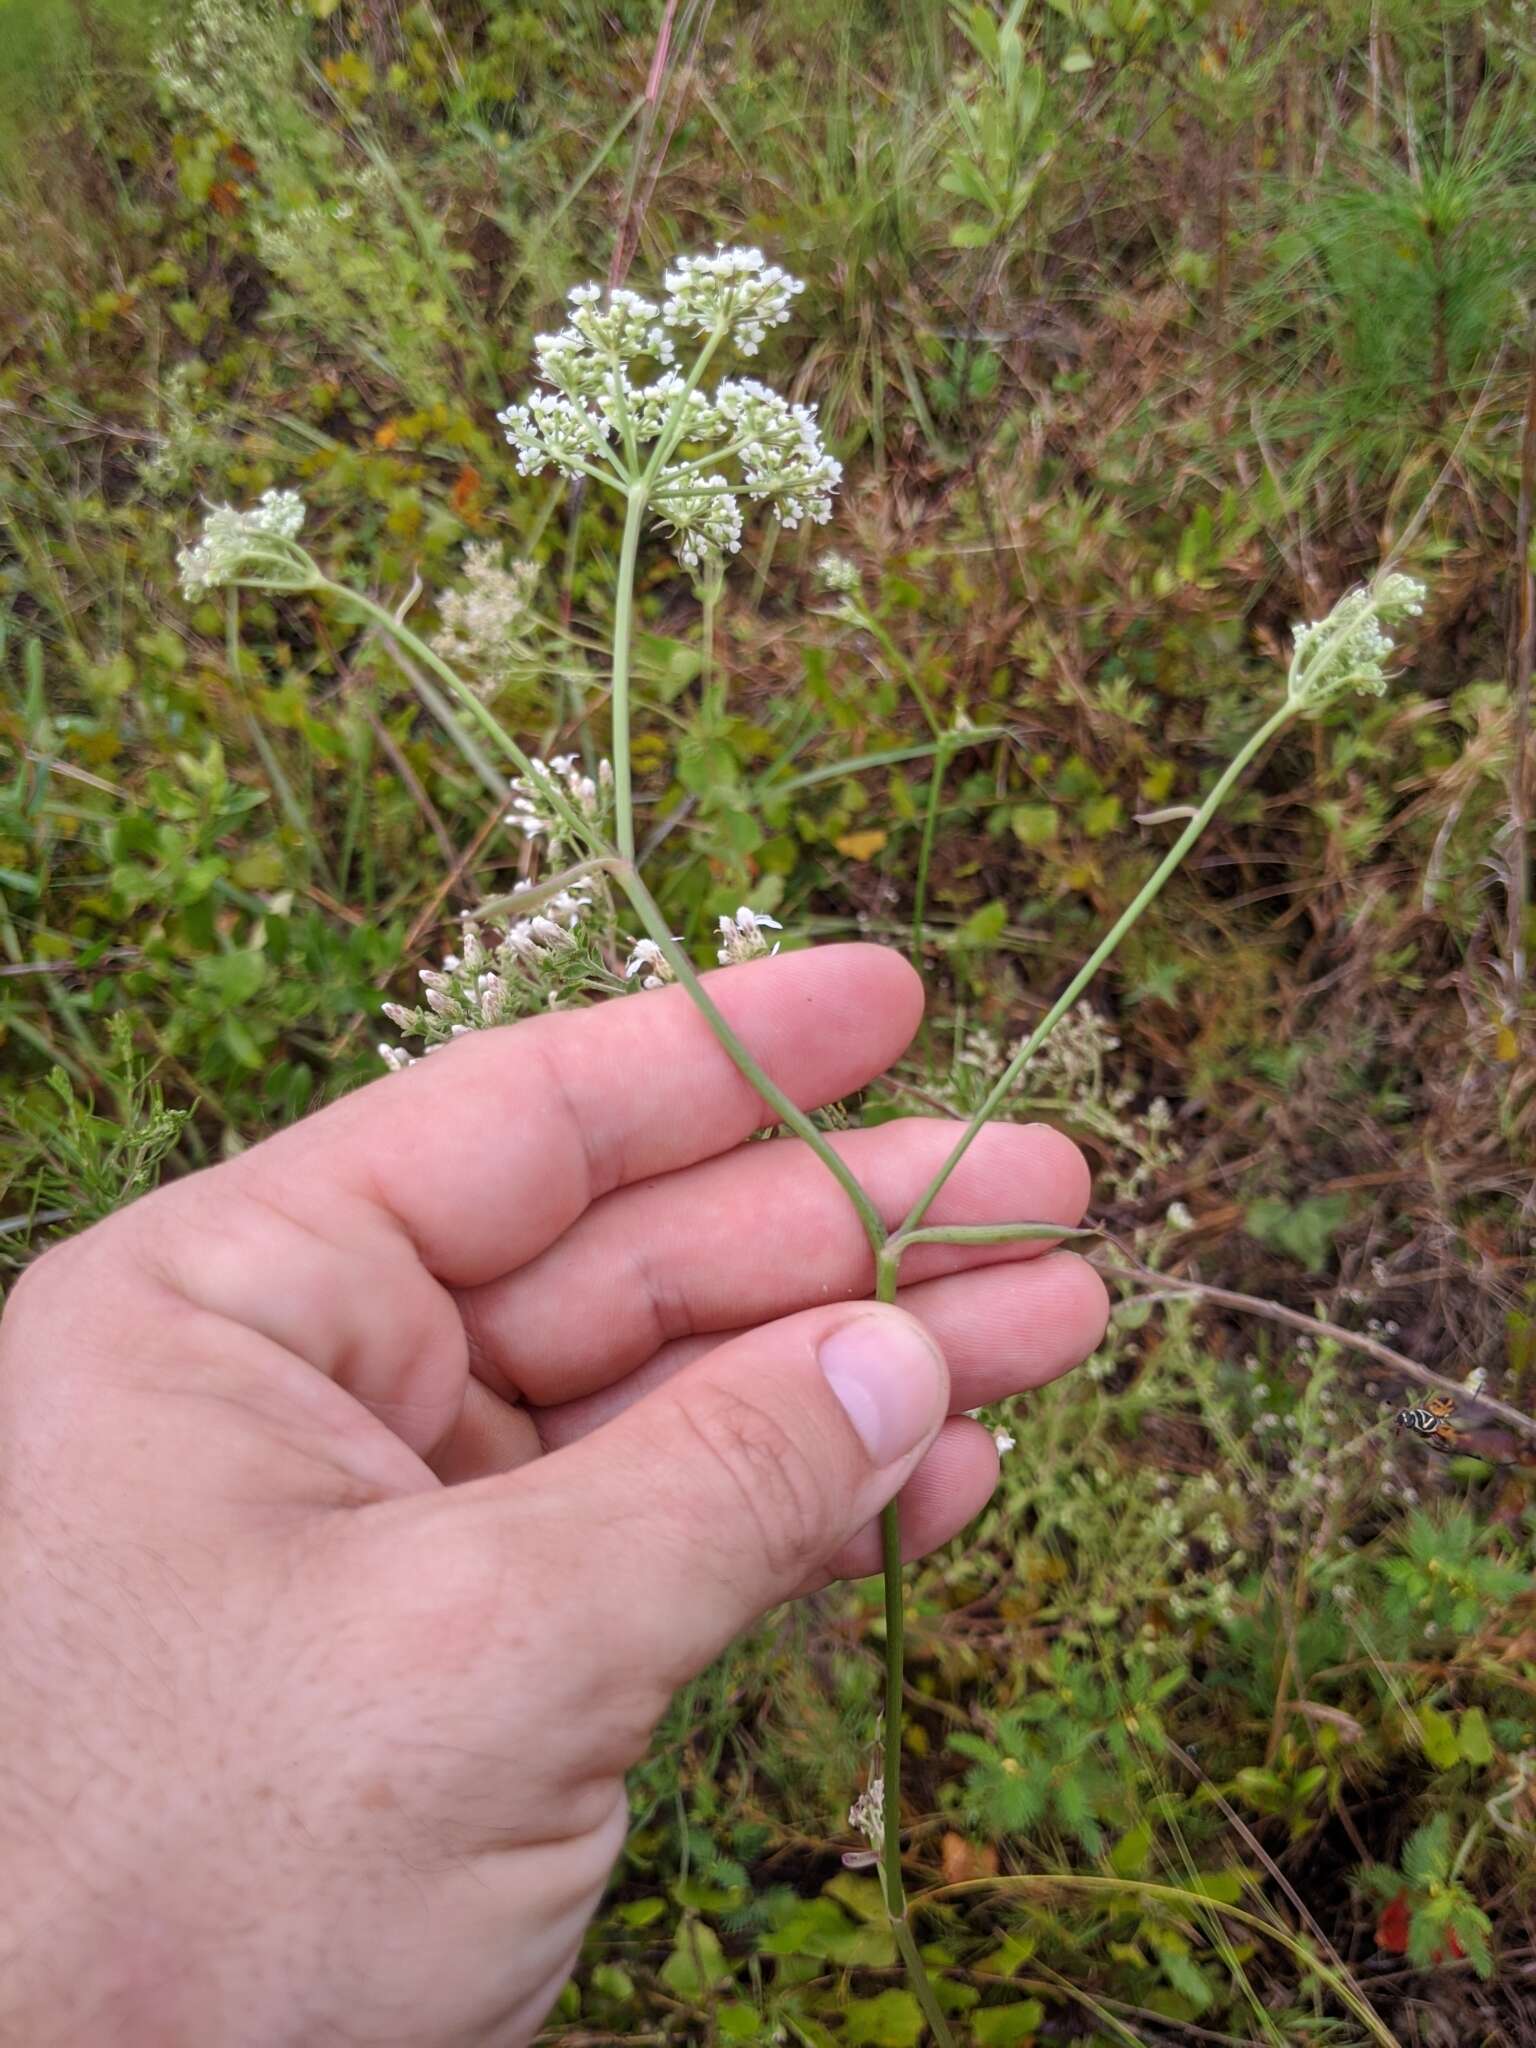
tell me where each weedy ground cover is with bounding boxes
[3,3,1535,2043]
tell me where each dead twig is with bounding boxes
[1097,1249,1536,1445]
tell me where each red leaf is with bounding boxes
[1375,1891,1411,1954]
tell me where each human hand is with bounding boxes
[0,945,1106,2047]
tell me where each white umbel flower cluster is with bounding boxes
[1286,575,1426,713]
[716,905,783,964]
[816,551,861,595]
[430,543,539,689]
[661,246,803,354]
[499,249,838,570]
[177,489,312,600]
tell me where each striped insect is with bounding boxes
[1396,1373,1486,1456]
[1395,1392,1460,1454]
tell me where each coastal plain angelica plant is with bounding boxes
[178,247,1426,2040]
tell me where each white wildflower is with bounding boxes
[1286,574,1426,713]
[716,905,783,964]
[847,1774,884,1854]
[500,248,832,572]
[497,389,615,480]
[816,551,860,595]
[431,543,539,687]
[506,754,612,852]
[714,378,841,527]
[624,937,680,989]
[177,489,312,600]
[610,371,722,445]
[993,1428,1017,1455]
[662,246,804,355]
[652,469,743,567]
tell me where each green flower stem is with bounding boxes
[641,320,729,483]
[611,487,649,864]
[898,700,1296,1238]
[609,863,890,1253]
[885,1221,1098,1260]
[874,1249,957,2048]
[911,733,958,966]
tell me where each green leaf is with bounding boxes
[1242,1192,1352,1272]
[1402,1814,1453,1888]
[972,2002,1046,2046]
[954,900,1008,947]
[843,1989,925,2045]
[717,2004,768,2040]
[1009,802,1058,847]
[659,1920,730,1998]
[1458,1707,1493,1766]
[1109,1819,1153,1876]
[822,1873,887,1923]
[1413,1706,1461,1773]
[950,221,999,249]
[194,949,268,1006]
[1153,1939,1214,2011]
[1080,792,1122,838]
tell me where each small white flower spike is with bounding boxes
[993,1428,1017,1455]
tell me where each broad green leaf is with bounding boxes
[972,2003,1046,2046]
[1413,1706,1461,1773]
[954,900,1008,946]
[1458,1707,1493,1766]
[843,1989,925,2045]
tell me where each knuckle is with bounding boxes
[676,1379,830,1583]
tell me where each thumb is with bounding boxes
[486,1302,947,1716]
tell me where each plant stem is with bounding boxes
[887,1221,1097,1259]
[611,487,649,864]
[610,864,889,1251]
[873,1253,956,2048]
[910,735,954,969]
[898,701,1296,1236]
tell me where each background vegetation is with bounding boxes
[2,1,1534,2041]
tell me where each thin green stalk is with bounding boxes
[910,735,955,967]
[611,488,649,863]
[899,702,1296,1237]
[875,1262,956,2048]
[886,1221,1097,1259]
[611,865,889,1252]
[700,573,721,724]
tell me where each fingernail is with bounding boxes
[818,1312,945,1467]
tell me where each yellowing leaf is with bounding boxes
[835,827,888,861]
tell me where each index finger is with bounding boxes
[245,942,925,1288]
